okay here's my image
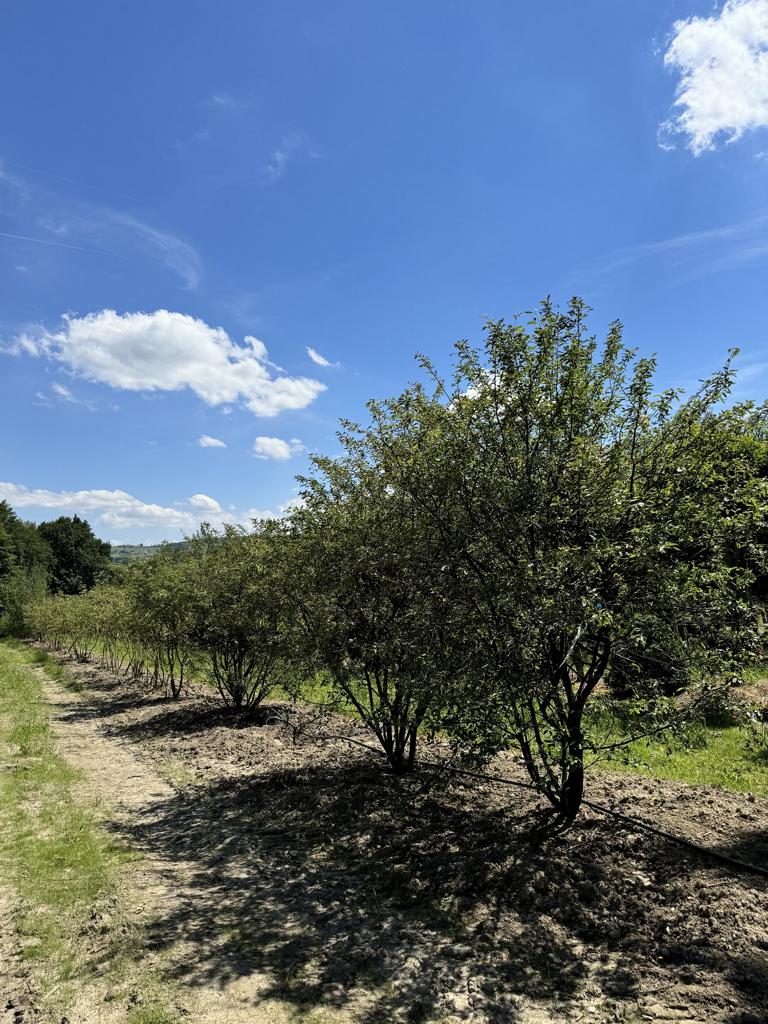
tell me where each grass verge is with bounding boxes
[0,640,181,1020]
[602,724,768,797]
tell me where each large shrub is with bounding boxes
[340,300,768,825]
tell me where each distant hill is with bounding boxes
[110,541,187,564]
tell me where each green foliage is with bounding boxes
[37,514,111,595]
[743,718,768,762]
[126,554,198,698]
[289,439,466,772]
[185,523,294,711]
[334,299,768,823]
[0,643,124,1000]
[0,501,51,636]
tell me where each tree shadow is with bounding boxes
[45,652,768,1021]
[109,700,277,741]
[103,755,688,1023]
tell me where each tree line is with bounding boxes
[15,301,768,828]
[0,506,111,634]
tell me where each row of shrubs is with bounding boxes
[27,526,287,708]
[22,301,768,827]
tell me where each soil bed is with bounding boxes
[24,649,768,1024]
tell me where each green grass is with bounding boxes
[0,641,186,1019]
[739,660,768,685]
[8,638,85,691]
[0,644,123,991]
[128,1007,184,1024]
[602,724,768,796]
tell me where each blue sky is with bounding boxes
[2,0,768,542]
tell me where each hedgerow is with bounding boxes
[22,300,768,827]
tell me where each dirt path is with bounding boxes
[0,885,33,1024]
[22,652,768,1024]
[39,668,346,1024]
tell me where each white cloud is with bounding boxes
[253,436,305,461]
[31,381,96,410]
[198,434,227,448]
[306,345,339,368]
[576,211,768,284]
[104,211,201,289]
[0,481,299,538]
[188,493,222,513]
[0,482,196,532]
[661,0,768,154]
[205,92,247,113]
[13,309,326,417]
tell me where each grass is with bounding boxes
[0,643,122,999]
[128,1008,184,1024]
[602,724,768,796]
[9,637,85,691]
[0,640,183,1020]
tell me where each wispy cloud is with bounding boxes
[0,160,32,199]
[34,381,96,410]
[204,92,249,114]
[264,134,312,183]
[576,212,768,284]
[198,434,227,448]
[0,160,201,287]
[660,0,768,154]
[100,210,201,288]
[306,345,340,368]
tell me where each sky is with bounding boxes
[2,0,768,543]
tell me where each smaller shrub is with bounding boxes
[683,681,752,728]
[744,717,768,762]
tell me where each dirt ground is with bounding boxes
[5,651,768,1024]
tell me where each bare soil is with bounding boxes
[7,650,768,1024]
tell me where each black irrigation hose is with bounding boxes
[316,731,768,881]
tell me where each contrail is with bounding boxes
[0,230,130,259]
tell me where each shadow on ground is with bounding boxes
[49,654,768,1024]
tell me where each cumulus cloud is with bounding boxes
[198,434,227,448]
[253,436,305,461]
[0,481,299,537]
[306,345,339,368]
[13,309,326,417]
[187,493,222,513]
[661,0,768,154]
[0,481,196,532]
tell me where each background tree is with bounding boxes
[0,502,51,635]
[37,515,111,595]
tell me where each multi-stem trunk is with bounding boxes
[557,709,585,825]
